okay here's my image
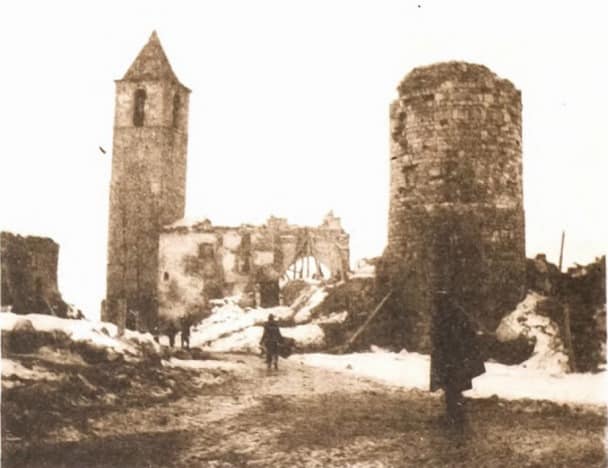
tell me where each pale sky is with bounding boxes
[1,1,606,318]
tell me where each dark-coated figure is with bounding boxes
[430,291,486,430]
[260,314,283,370]
[166,321,178,348]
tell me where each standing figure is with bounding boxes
[430,291,486,430]
[260,314,283,370]
[166,321,178,348]
[181,317,191,350]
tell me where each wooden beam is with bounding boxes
[305,254,310,278]
[298,255,304,279]
[314,256,324,278]
[341,290,393,352]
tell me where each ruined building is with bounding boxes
[104,33,349,330]
[158,213,349,320]
[104,32,190,330]
[1,232,68,316]
[381,62,526,351]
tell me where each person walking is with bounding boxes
[260,314,283,370]
[430,290,486,432]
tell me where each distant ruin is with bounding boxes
[158,213,349,322]
[380,62,526,351]
[1,232,68,316]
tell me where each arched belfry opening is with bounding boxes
[133,89,146,127]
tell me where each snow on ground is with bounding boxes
[496,292,570,373]
[161,357,245,371]
[290,350,607,407]
[0,312,160,356]
[282,324,325,348]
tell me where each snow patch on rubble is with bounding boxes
[313,310,348,325]
[190,304,294,347]
[205,326,264,353]
[202,323,325,353]
[190,283,331,351]
[496,292,570,373]
[294,287,328,323]
[1,358,60,383]
[0,312,160,356]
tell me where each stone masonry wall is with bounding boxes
[105,63,189,331]
[1,232,68,316]
[382,62,526,351]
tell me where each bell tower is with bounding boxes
[104,31,190,330]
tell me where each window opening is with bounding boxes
[133,89,146,127]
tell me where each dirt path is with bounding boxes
[4,354,606,467]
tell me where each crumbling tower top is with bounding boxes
[397,61,519,96]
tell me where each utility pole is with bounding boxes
[557,230,576,371]
[558,230,565,272]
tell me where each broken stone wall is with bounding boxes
[1,232,67,316]
[158,222,245,323]
[560,257,605,371]
[381,62,526,352]
[158,216,350,322]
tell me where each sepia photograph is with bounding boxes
[1,1,606,466]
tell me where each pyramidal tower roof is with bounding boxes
[122,31,187,87]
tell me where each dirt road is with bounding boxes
[4,353,606,467]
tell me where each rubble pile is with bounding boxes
[526,255,606,372]
[190,284,337,353]
[496,292,570,373]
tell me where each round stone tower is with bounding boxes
[383,62,526,351]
